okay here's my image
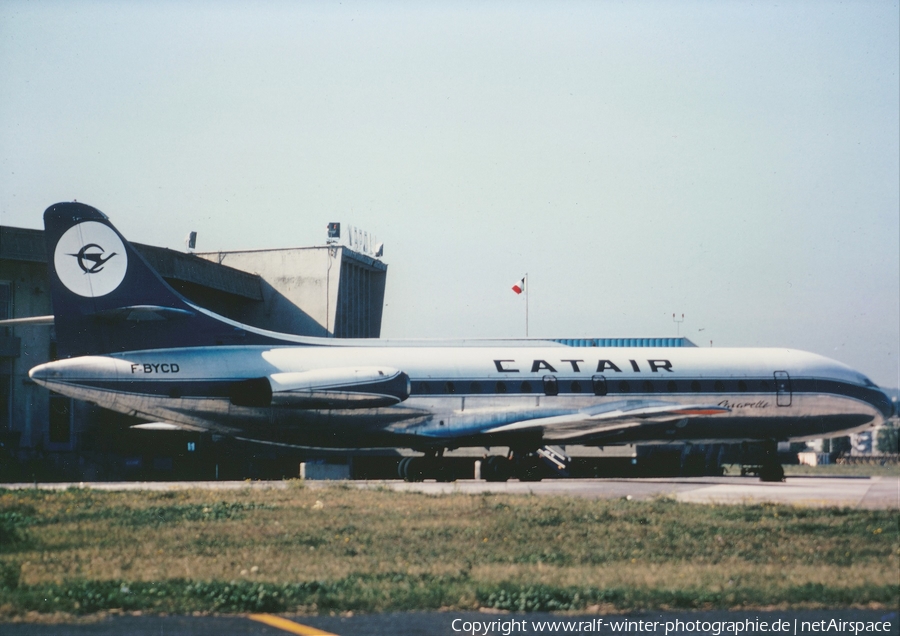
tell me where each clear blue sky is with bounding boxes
[1,1,898,388]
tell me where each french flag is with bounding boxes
[511,277,525,295]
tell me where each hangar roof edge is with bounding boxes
[1,225,263,301]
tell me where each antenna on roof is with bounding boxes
[672,313,684,337]
[327,222,340,244]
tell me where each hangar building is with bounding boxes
[0,224,386,480]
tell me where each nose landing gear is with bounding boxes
[740,440,786,482]
[759,440,786,482]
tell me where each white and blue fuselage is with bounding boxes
[30,343,892,451]
[26,202,894,473]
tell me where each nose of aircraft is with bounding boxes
[28,360,58,384]
[28,356,119,389]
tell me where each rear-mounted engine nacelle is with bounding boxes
[229,366,410,409]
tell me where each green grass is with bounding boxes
[0,486,897,618]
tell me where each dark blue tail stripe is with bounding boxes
[44,202,285,357]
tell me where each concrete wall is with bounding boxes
[1,259,92,451]
[196,246,387,338]
[336,253,387,338]
[2,260,51,448]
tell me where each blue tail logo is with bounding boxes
[71,243,118,274]
[53,220,128,298]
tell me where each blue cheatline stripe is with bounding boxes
[69,376,892,418]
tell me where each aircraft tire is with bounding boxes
[758,463,785,482]
[398,457,413,481]
[399,457,426,482]
[483,456,511,482]
[406,457,427,482]
[510,456,542,481]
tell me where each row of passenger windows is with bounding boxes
[411,376,773,396]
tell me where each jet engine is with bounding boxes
[229,366,410,409]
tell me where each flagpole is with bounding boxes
[525,273,529,337]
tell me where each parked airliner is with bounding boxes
[27,203,893,482]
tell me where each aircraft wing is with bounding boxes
[481,400,730,441]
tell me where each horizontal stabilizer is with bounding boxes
[130,422,189,431]
[0,315,55,326]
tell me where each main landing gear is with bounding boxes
[397,446,572,483]
[482,446,571,482]
[397,450,456,482]
[758,440,785,482]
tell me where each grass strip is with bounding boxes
[1,576,897,615]
[1,486,897,617]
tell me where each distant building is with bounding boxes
[192,245,386,338]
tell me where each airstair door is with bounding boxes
[774,371,792,407]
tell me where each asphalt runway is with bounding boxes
[4,475,898,508]
[2,610,898,636]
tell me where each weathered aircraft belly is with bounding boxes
[389,393,884,448]
[48,382,887,450]
[158,400,432,448]
[580,394,881,445]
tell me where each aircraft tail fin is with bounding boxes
[44,202,279,357]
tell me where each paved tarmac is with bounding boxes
[2,610,897,636]
[3,475,897,508]
[368,475,900,509]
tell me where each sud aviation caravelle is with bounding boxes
[26,203,893,482]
